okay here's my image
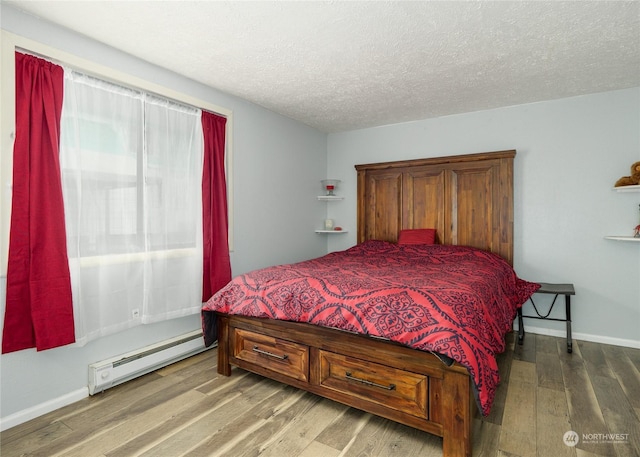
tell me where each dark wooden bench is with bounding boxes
[517,283,576,353]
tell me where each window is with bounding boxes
[60,72,203,258]
[0,31,233,348]
[0,30,234,277]
[59,71,207,343]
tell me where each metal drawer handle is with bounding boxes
[252,345,288,360]
[345,371,396,390]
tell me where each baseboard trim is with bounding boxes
[0,387,88,432]
[513,323,640,349]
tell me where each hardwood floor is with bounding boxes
[2,333,639,457]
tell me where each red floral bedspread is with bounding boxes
[203,240,539,415]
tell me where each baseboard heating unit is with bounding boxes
[88,330,211,395]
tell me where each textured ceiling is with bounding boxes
[5,1,640,132]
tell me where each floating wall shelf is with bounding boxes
[317,196,344,201]
[607,185,640,240]
[612,185,640,193]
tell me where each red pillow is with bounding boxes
[398,229,437,245]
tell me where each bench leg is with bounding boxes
[517,307,525,345]
[565,295,572,353]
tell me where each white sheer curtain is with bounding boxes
[60,71,204,346]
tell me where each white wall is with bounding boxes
[326,89,640,348]
[0,6,327,426]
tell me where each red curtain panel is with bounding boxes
[2,53,75,353]
[200,110,231,303]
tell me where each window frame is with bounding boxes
[0,31,234,276]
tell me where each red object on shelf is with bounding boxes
[334,227,342,231]
[321,179,340,196]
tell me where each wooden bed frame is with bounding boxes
[216,150,516,457]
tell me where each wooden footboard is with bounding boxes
[216,314,475,457]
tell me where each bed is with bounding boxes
[202,150,537,457]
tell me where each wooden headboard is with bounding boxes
[355,150,515,264]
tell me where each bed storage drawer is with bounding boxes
[316,350,428,419]
[231,328,309,382]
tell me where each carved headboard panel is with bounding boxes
[355,150,515,264]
